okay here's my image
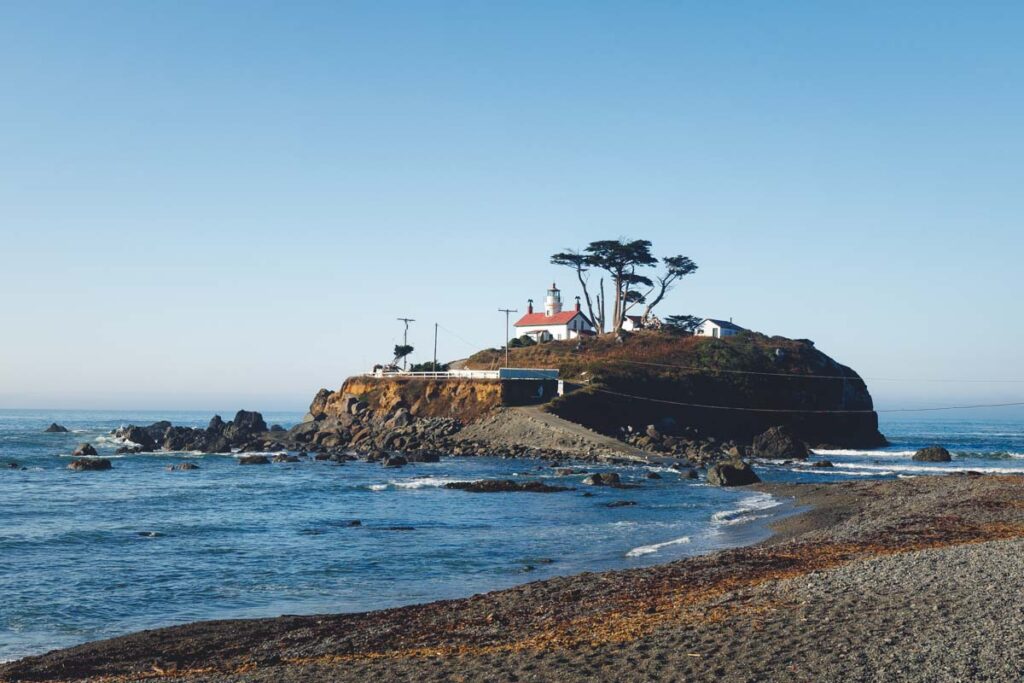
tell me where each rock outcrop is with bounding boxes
[72,443,98,456]
[706,460,760,486]
[68,458,111,471]
[752,426,809,460]
[45,423,69,433]
[913,446,952,462]
[111,411,276,454]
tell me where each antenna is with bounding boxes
[498,308,518,369]
[397,317,415,370]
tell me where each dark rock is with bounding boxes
[706,460,760,487]
[272,454,300,463]
[314,453,332,461]
[229,410,268,435]
[605,500,637,508]
[444,480,572,493]
[366,449,387,463]
[269,424,285,432]
[752,426,809,460]
[645,471,662,479]
[68,458,111,471]
[383,455,408,468]
[405,451,441,463]
[207,415,225,433]
[115,445,142,455]
[582,472,621,487]
[168,462,200,471]
[309,388,335,419]
[238,455,270,465]
[913,445,952,462]
[682,468,699,479]
[556,468,587,476]
[811,460,834,468]
[72,443,97,457]
[44,423,69,433]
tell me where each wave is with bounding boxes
[368,477,475,492]
[832,462,1024,475]
[626,535,691,557]
[712,492,781,526]
[811,449,917,457]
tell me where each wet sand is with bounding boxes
[5,473,1024,682]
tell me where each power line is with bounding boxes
[607,358,1024,383]
[591,388,1024,414]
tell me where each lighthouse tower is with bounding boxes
[544,283,563,316]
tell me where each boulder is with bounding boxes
[309,388,335,419]
[207,415,225,433]
[383,455,408,468]
[272,454,300,463]
[72,443,98,457]
[385,407,413,429]
[913,445,952,462]
[645,471,662,479]
[444,480,571,493]
[752,426,809,460]
[115,445,142,455]
[230,410,268,435]
[238,455,270,465]
[706,460,760,487]
[68,458,111,471]
[811,460,834,468]
[582,472,621,487]
[44,423,69,433]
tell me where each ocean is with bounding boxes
[1,409,1021,661]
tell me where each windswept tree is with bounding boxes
[663,314,703,334]
[392,344,414,367]
[640,255,698,324]
[550,249,605,333]
[585,239,658,334]
[551,239,698,335]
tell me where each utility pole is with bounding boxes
[397,317,415,370]
[433,323,438,372]
[498,308,518,369]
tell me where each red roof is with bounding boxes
[514,310,586,327]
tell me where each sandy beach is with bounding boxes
[4,472,1024,682]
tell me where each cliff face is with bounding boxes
[466,331,887,448]
[329,377,505,424]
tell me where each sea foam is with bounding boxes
[626,535,692,557]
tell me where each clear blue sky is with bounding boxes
[2,1,1023,413]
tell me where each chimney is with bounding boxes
[527,299,534,314]
[574,296,581,312]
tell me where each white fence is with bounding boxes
[366,368,558,381]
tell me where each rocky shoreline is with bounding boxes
[5,473,1024,682]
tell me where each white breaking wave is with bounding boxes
[712,492,782,526]
[370,477,476,491]
[811,448,918,458]
[832,462,1024,475]
[626,535,692,557]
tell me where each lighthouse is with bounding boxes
[544,283,563,316]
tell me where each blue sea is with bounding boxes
[1,409,1022,661]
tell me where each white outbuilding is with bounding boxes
[513,283,595,342]
[695,318,745,339]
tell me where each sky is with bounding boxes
[1,1,1023,414]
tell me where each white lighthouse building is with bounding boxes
[514,283,595,342]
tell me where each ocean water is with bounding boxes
[0,410,1021,661]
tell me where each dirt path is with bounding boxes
[454,405,658,462]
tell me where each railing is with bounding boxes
[365,368,558,380]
